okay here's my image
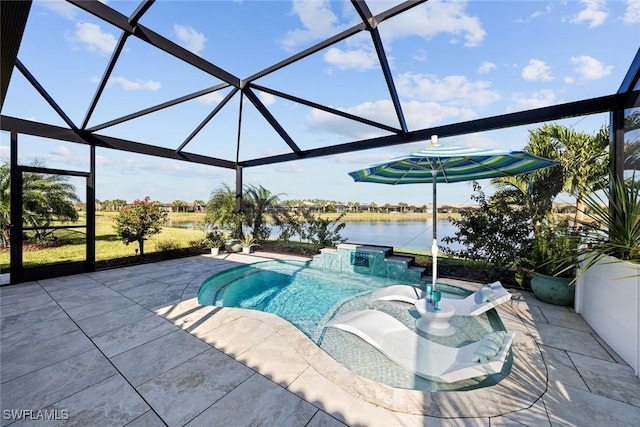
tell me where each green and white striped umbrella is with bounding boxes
[348,138,557,290]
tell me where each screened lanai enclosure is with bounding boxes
[1,0,639,284]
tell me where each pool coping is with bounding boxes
[173,254,547,419]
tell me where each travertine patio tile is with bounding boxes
[175,306,242,336]
[539,345,589,392]
[62,295,135,321]
[38,275,100,292]
[99,275,160,293]
[1,330,95,382]
[76,304,155,337]
[87,268,135,286]
[568,351,640,406]
[110,330,210,386]
[154,298,201,320]
[198,316,275,358]
[0,303,68,333]
[0,282,42,298]
[537,306,593,332]
[0,350,116,417]
[0,283,47,304]
[1,315,78,354]
[531,322,614,361]
[123,410,165,427]
[131,284,189,310]
[0,293,57,318]
[288,367,421,427]
[154,270,202,286]
[237,332,309,387]
[91,314,178,357]
[186,373,317,427]
[494,398,550,426]
[52,286,124,309]
[137,348,253,427]
[544,382,640,427]
[124,264,176,276]
[118,279,171,300]
[17,375,150,427]
[306,411,348,427]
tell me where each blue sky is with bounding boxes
[1,0,639,206]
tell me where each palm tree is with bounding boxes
[543,124,609,222]
[493,123,608,225]
[243,184,283,240]
[0,161,80,242]
[205,183,243,238]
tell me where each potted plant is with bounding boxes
[573,174,640,377]
[204,231,225,256]
[529,219,579,306]
[241,233,258,254]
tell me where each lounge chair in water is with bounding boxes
[372,281,512,316]
[327,309,515,383]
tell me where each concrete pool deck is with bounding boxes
[1,252,639,426]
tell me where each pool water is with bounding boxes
[198,259,510,392]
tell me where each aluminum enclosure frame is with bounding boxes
[0,1,639,283]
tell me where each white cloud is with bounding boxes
[570,55,613,80]
[280,0,345,50]
[522,59,553,81]
[624,0,640,24]
[413,49,428,62]
[305,99,478,139]
[50,146,71,157]
[173,24,208,55]
[478,61,497,74]
[324,47,377,71]
[258,92,276,106]
[37,0,77,20]
[397,73,501,107]
[572,0,608,28]
[507,89,557,112]
[110,76,161,91]
[378,0,486,47]
[275,163,304,173]
[69,22,117,55]
[197,92,224,105]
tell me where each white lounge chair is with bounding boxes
[372,281,512,316]
[328,309,515,384]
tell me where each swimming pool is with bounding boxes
[198,259,511,392]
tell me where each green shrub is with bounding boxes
[156,239,181,251]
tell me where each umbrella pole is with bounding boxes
[431,171,438,291]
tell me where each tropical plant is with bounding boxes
[529,219,579,278]
[113,196,167,255]
[205,184,244,238]
[300,211,346,247]
[243,184,282,241]
[203,230,225,249]
[443,182,532,282]
[575,173,640,270]
[0,161,80,243]
[241,233,257,249]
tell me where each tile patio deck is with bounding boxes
[1,252,639,426]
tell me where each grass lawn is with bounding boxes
[0,212,208,270]
[0,211,460,272]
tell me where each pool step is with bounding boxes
[311,243,425,282]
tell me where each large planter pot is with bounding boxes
[530,272,575,306]
[210,247,220,256]
[576,255,640,378]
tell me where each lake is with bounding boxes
[169,219,461,252]
[339,220,462,252]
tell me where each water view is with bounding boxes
[168,219,461,252]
